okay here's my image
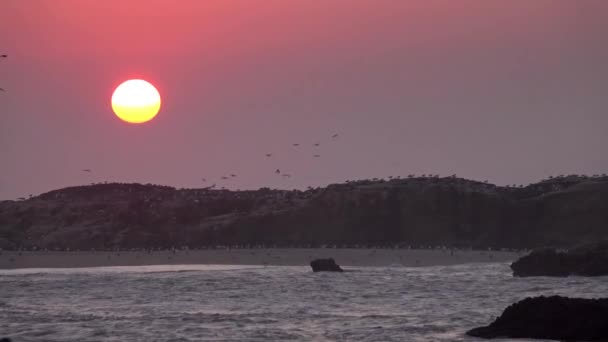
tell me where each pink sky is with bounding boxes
[1,0,607,199]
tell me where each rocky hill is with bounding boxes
[1,175,607,250]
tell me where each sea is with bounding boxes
[1,263,607,342]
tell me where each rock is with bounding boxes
[511,242,608,277]
[467,296,608,340]
[0,338,11,342]
[310,258,343,272]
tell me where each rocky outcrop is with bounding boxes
[511,242,608,277]
[467,296,608,340]
[310,258,343,272]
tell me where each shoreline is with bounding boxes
[0,248,524,269]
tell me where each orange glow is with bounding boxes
[111,80,161,124]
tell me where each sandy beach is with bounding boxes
[0,248,525,269]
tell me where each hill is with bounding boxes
[1,175,607,250]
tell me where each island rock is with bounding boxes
[511,242,608,277]
[467,296,608,341]
[310,258,343,272]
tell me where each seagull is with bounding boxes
[265,153,272,157]
[275,169,281,174]
[82,169,92,173]
[0,55,7,91]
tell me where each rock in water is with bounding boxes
[511,242,608,277]
[467,296,608,340]
[310,258,343,272]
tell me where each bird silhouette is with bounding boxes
[292,143,300,147]
[332,133,339,138]
[275,169,281,174]
[82,169,92,173]
[230,174,237,178]
[0,55,6,91]
[265,153,272,157]
[201,178,207,182]
[314,143,320,147]
[221,176,229,180]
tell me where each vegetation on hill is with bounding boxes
[1,175,607,250]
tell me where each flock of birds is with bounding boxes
[197,133,340,190]
[81,133,341,190]
[193,133,339,190]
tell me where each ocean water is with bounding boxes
[1,263,607,342]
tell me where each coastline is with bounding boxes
[0,248,524,269]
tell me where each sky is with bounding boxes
[1,0,607,200]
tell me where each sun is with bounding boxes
[111,79,161,124]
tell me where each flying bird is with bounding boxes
[230,174,237,178]
[275,169,281,174]
[332,134,339,138]
[1,55,7,92]
[314,143,320,147]
[82,169,92,173]
[292,143,300,147]
[221,176,229,180]
[265,153,272,157]
[201,178,206,182]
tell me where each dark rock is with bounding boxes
[467,296,608,340]
[511,242,608,277]
[0,338,11,342]
[310,258,343,272]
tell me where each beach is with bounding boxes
[0,248,524,269]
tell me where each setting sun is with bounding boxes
[111,79,161,124]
